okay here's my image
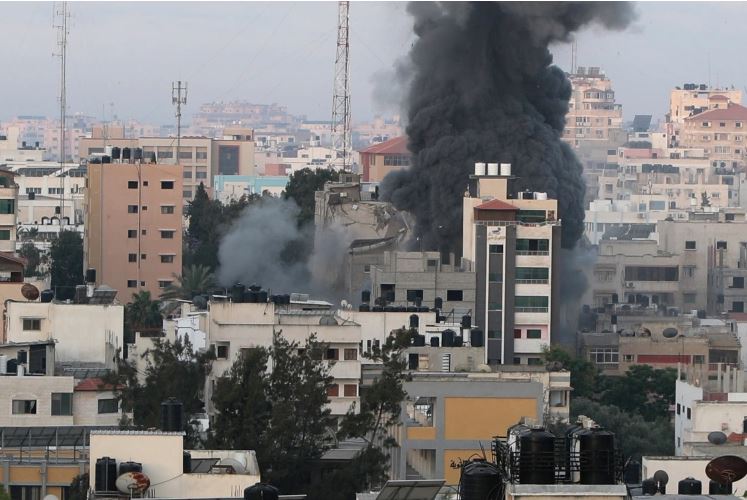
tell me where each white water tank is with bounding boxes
[500,163,512,176]
[17,364,25,377]
[0,354,6,374]
[474,162,486,176]
[535,192,548,200]
[487,163,499,176]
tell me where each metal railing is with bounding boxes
[515,307,549,313]
[516,251,550,256]
[515,279,549,284]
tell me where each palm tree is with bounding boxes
[160,264,216,301]
[125,291,163,339]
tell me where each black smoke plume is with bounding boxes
[381,2,636,250]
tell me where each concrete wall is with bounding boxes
[643,456,747,495]
[0,375,74,426]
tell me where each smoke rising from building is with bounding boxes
[381,2,636,251]
[217,198,352,298]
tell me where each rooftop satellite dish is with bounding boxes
[662,327,678,338]
[21,283,39,301]
[116,471,151,494]
[706,455,747,484]
[653,470,669,485]
[708,431,728,445]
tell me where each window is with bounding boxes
[517,210,546,223]
[142,229,147,235]
[141,206,148,211]
[141,254,147,260]
[26,188,41,195]
[160,254,175,263]
[514,329,522,339]
[488,273,502,283]
[488,329,501,339]
[0,199,14,214]
[161,181,174,189]
[98,399,118,414]
[685,240,696,250]
[128,181,138,189]
[183,190,193,198]
[515,267,549,283]
[0,230,10,241]
[526,329,542,339]
[195,171,207,179]
[676,403,680,415]
[196,150,208,160]
[446,290,463,301]
[693,355,705,364]
[717,241,727,250]
[515,296,549,312]
[179,151,193,160]
[516,239,549,255]
[325,348,339,361]
[344,348,358,360]
[127,280,137,288]
[407,289,424,302]
[686,407,691,419]
[51,393,73,416]
[489,244,504,253]
[127,205,138,214]
[488,301,502,311]
[128,254,137,263]
[161,205,175,214]
[623,354,635,362]
[733,277,745,289]
[23,318,41,331]
[183,171,192,179]
[327,384,339,397]
[216,343,229,359]
[383,154,409,166]
[732,301,745,313]
[127,229,137,238]
[682,266,696,278]
[343,384,358,397]
[589,348,619,364]
[158,280,172,289]
[12,399,37,414]
[683,293,696,304]
[720,122,726,127]
[624,266,679,281]
[160,230,175,239]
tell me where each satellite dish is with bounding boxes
[708,431,728,445]
[116,472,150,494]
[662,327,678,338]
[21,283,40,301]
[653,470,669,485]
[706,455,747,484]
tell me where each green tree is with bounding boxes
[160,264,216,301]
[19,242,42,277]
[49,230,84,300]
[542,345,599,399]
[283,168,340,227]
[599,364,676,421]
[68,473,89,500]
[124,291,163,342]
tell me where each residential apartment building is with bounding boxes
[0,126,45,162]
[206,297,362,418]
[668,84,741,125]
[358,136,410,182]
[680,102,747,170]
[84,160,183,299]
[564,67,624,146]
[0,170,19,252]
[213,174,288,202]
[462,163,560,365]
[79,127,255,203]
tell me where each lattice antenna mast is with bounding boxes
[331,1,351,170]
[53,2,70,225]
[172,81,188,164]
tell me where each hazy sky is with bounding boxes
[1,2,746,126]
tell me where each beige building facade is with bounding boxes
[84,161,183,299]
[680,102,747,170]
[563,67,624,147]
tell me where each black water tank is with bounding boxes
[412,334,426,347]
[6,359,17,374]
[41,289,54,303]
[102,155,111,164]
[361,290,371,303]
[17,350,27,364]
[406,306,418,312]
[133,147,143,161]
[183,451,192,473]
[122,147,131,160]
[160,398,183,432]
[430,336,440,347]
[244,483,279,500]
[435,297,443,309]
[383,306,395,312]
[95,457,117,492]
[460,459,500,500]
[678,477,702,494]
[359,304,370,312]
[417,306,430,313]
[410,314,419,328]
[470,329,484,348]
[85,268,96,283]
[231,283,245,303]
[642,478,657,496]
[623,459,641,485]
[709,479,732,495]
[118,461,142,475]
[442,329,455,347]
[461,315,472,329]
[453,336,464,347]
[245,291,258,303]
[111,147,121,160]
[372,306,383,312]
[518,428,556,485]
[578,428,616,484]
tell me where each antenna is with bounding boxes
[172,81,188,165]
[53,1,70,226]
[571,38,577,75]
[330,1,351,171]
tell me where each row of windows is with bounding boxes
[515,296,549,312]
[513,328,542,339]
[128,254,176,263]
[127,280,174,289]
[699,121,743,128]
[127,229,176,238]
[127,180,175,190]
[183,171,208,179]
[12,395,118,415]
[327,383,358,397]
[127,205,177,214]
[213,343,358,362]
[489,240,550,255]
[588,348,619,364]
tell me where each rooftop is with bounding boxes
[475,199,519,211]
[686,102,747,121]
[358,136,409,155]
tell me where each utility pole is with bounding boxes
[53,1,69,226]
[331,1,351,171]
[172,81,187,164]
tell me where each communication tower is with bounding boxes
[330,1,351,170]
[53,2,70,224]
[172,81,188,164]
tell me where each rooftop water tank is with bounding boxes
[577,428,616,485]
[95,457,118,492]
[678,477,702,495]
[487,163,499,176]
[459,459,500,500]
[474,162,487,176]
[518,428,555,485]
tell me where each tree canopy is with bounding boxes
[19,241,44,278]
[49,230,84,300]
[160,264,216,301]
[283,168,340,227]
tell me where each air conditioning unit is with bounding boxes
[625,282,635,288]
